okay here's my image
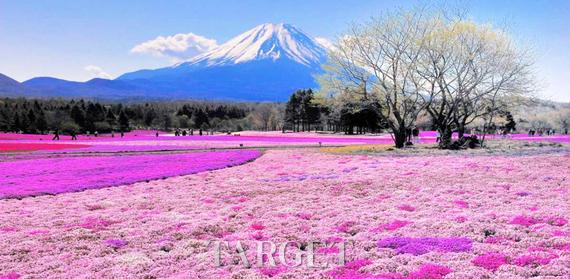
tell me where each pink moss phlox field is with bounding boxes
[0,150,261,198]
[377,237,473,255]
[1,149,569,277]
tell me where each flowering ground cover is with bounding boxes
[0,150,261,199]
[0,147,568,278]
[0,142,91,152]
[2,132,568,156]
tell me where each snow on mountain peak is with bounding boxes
[179,23,327,67]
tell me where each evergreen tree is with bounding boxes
[193,109,209,128]
[35,109,48,133]
[105,109,117,127]
[70,105,86,130]
[118,110,130,131]
[27,109,37,132]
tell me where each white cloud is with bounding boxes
[315,37,335,51]
[130,33,218,61]
[84,65,112,79]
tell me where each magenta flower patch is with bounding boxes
[510,215,540,227]
[250,222,265,230]
[370,220,412,232]
[0,150,261,198]
[0,272,20,279]
[378,237,473,255]
[509,215,568,227]
[472,252,508,271]
[104,239,128,249]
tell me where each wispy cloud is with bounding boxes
[130,33,218,62]
[84,65,112,79]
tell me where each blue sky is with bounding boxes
[1,0,569,101]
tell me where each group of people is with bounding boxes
[173,128,214,136]
[52,129,125,140]
[527,129,558,137]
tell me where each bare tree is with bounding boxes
[320,8,431,148]
[416,18,534,148]
[249,103,279,131]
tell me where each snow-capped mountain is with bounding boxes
[15,23,329,101]
[184,23,326,67]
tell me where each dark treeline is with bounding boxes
[283,89,388,134]
[0,98,283,134]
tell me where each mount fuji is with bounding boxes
[9,23,329,101]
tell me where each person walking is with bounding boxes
[71,131,78,140]
[413,128,420,143]
[52,129,60,140]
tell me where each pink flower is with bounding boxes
[545,216,568,226]
[0,273,20,279]
[250,231,265,240]
[509,215,539,227]
[258,266,287,277]
[250,222,265,230]
[514,255,555,266]
[79,217,116,231]
[335,221,356,234]
[484,236,508,244]
[397,204,416,212]
[104,239,128,249]
[325,259,373,279]
[296,212,312,220]
[370,220,412,232]
[472,252,508,271]
[318,246,340,254]
[454,216,468,223]
[407,264,453,279]
[453,200,469,208]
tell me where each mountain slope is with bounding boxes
[0,73,32,96]
[5,23,328,101]
[117,23,327,100]
[184,23,326,67]
[23,77,150,99]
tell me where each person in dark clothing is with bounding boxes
[412,128,420,143]
[52,129,60,140]
[120,131,124,138]
[182,130,187,136]
[190,129,194,136]
[71,131,78,140]
[155,131,159,137]
[199,129,203,136]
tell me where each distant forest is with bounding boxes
[0,92,394,135]
[0,98,283,134]
[2,92,565,136]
